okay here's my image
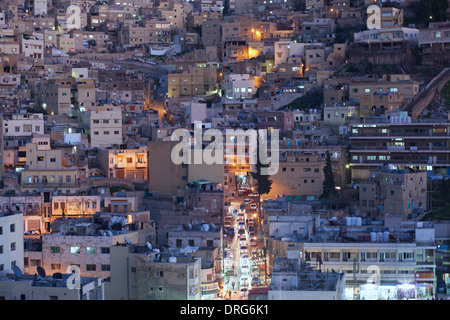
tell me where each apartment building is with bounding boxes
[135,249,202,300]
[0,274,104,300]
[301,221,437,300]
[0,212,24,273]
[87,106,123,149]
[223,73,261,100]
[359,168,427,219]
[51,195,101,218]
[0,195,45,235]
[19,34,44,60]
[359,92,404,116]
[269,153,325,199]
[38,78,73,116]
[167,66,218,99]
[418,22,450,53]
[1,113,45,170]
[349,117,450,180]
[349,74,419,106]
[148,141,188,196]
[353,27,419,50]
[41,218,141,279]
[20,142,79,195]
[324,103,359,126]
[269,252,346,300]
[98,146,148,180]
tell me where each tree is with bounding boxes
[322,151,336,202]
[250,133,273,216]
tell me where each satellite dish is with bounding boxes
[99,230,106,236]
[37,266,46,278]
[12,265,23,278]
[124,236,132,245]
[146,242,152,250]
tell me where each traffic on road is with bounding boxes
[222,195,268,300]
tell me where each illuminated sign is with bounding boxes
[415,272,434,279]
[201,281,219,292]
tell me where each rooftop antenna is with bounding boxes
[12,265,23,279]
[124,236,132,245]
[37,266,46,278]
[146,242,152,250]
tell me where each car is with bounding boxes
[227,227,234,236]
[241,253,249,261]
[225,220,231,228]
[238,213,245,220]
[238,228,245,235]
[251,277,262,286]
[238,221,245,230]
[250,239,257,247]
[250,204,257,210]
[241,264,249,274]
[243,199,252,204]
[249,193,259,198]
[240,245,248,255]
[239,287,248,297]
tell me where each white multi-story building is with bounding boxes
[88,106,123,149]
[224,74,261,100]
[0,212,24,273]
[33,0,48,16]
[20,34,44,60]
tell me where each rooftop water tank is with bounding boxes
[370,232,377,242]
[383,231,390,242]
[169,256,177,263]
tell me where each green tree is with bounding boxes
[321,151,336,201]
[250,133,273,215]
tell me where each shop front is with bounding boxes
[346,281,432,300]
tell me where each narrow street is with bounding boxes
[222,196,268,300]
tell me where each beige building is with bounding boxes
[359,92,404,116]
[51,195,101,218]
[99,146,148,180]
[167,66,218,99]
[148,141,188,196]
[268,153,325,199]
[349,74,419,106]
[359,169,427,220]
[88,106,123,149]
[20,142,79,194]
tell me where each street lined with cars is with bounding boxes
[222,195,268,299]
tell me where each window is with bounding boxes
[86,247,96,254]
[86,264,96,271]
[101,247,110,254]
[101,265,110,271]
[11,242,16,251]
[10,224,15,232]
[155,270,164,277]
[50,246,60,253]
[51,264,61,270]
[70,246,80,254]
[0,245,2,254]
